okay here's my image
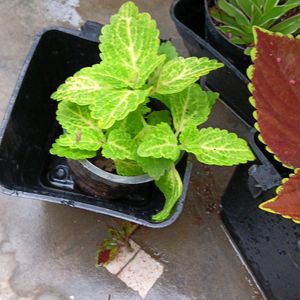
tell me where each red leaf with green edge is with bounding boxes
[259,170,300,223]
[249,27,300,168]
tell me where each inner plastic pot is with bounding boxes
[204,0,251,73]
[67,159,153,201]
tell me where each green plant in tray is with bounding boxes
[50,1,255,222]
[211,0,300,46]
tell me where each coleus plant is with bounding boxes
[50,1,254,221]
[211,0,300,46]
[96,222,139,267]
[248,27,300,222]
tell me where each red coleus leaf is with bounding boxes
[250,28,300,168]
[260,170,300,223]
[96,221,139,267]
[97,248,111,266]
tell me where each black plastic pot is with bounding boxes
[170,0,254,126]
[204,0,251,73]
[0,22,193,228]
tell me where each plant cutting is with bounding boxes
[248,27,300,222]
[96,221,139,267]
[50,1,254,222]
[210,0,300,48]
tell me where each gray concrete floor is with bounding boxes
[0,1,264,299]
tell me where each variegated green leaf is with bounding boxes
[102,129,137,160]
[152,165,183,221]
[114,159,145,176]
[147,110,171,126]
[136,156,173,180]
[151,93,171,109]
[153,57,223,95]
[147,41,178,86]
[180,126,255,166]
[50,143,96,159]
[56,101,99,133]
[90,89,150,129]
[51,64,127,105]
[137,123,180,161]
[55,129,105,151]
[207,90,219,109]
[158,41,178,62]
[108,109,147,138]
[162,84,218,133]
[99,1,165,89]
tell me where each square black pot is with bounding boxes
[0,22,192,228]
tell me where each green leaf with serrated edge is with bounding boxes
[50,143,96,160]
[136,156,173,180]
[153,57,223,95]
[207,91,219,109]
[114,159,144,176]
[99,2,165,89]
[108,105,148,137]
[152,165,183,221]
[180,126,255,166]
[90,89,150,129]
[51,64,127,105]
[147,110,171,126]
[56,129,105,151]
[56,101,99,133]
[150,93,171,109]
[163,84,217,133]
[147,41,178,86]
[137,123,180,161]
[158,41,178,62]
[102,129,137,160]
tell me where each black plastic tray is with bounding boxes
[0,22,192,228]
[170,0,254,126]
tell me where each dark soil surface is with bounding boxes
[91,155,117,174]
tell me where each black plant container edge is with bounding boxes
[0,22,193,228]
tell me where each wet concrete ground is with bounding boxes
[0,1,264,299]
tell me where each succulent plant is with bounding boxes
[211,0,300,46]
